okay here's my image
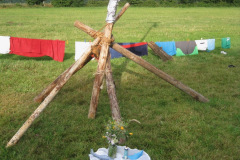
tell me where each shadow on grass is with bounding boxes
[0,52,73,61]
[111,58,150,88]
[140,22,158,42]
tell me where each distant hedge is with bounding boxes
[0,0,240,7]
[51,0,85,7]
[26,0,44,5]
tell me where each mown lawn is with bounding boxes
[0,6,240,160]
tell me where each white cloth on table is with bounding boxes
[0,36,10,54]
[75,42,91,61]
[89,146,151,160]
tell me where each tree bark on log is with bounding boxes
[6,37,101,148]
[88,23,114,119]
[105,54,121,121]
[148,41,172,61]
[111,43,209,103]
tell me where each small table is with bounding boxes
[89,146,151,160]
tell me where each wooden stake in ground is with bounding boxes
[6,38,101,148]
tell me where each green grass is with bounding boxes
[0,7,240,160]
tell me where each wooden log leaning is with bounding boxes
[148,41,167,61]
[112,43,209,103]
[34,3,131,103]
[6,37,101,148]
[114,3,130,23]
[148,41,172,61]
[105,54,121,121]
[34,56,92,103]
[73,22,209,103]
[158,46,173,61]
[88,23,114,119]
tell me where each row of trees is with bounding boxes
[0,0,240,6]
[52,0,240,7]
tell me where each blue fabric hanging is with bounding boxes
[110,42,148,59]
[155,41,176,56]
[207,39,215,52]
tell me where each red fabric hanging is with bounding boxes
[10,37,65,62]
[121,42,148,49]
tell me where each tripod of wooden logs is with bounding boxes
[6,2,209,148]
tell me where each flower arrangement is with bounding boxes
[102,119,140,158]
[103,119,133,146]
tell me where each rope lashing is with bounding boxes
[91,23,106,39]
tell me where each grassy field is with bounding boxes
[0,6,240,160]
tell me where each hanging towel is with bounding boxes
[175,41,198,56]
[195,40,208,51]
[0,36,10,54]
[221,37,231,49]
[155,41,176,56]
[110,42,148,59]
[75,42,91,61]
[207,39,215,52]
[10,37,65,62]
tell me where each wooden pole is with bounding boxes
[114,3,130,23]
[73,22,209,102]
[35,3,130,103]
[88,23,114,119]
[111,43,209,103]
[34,55,92,103]
[73,22,209,103]
[6,37,101,148]
[105,54,121,121]
[148,41,173,61]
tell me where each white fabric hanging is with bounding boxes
[0,36,10,54]
[195,39,208,51]
[75,42,92,61]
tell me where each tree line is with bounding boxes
[0,0,239,6]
